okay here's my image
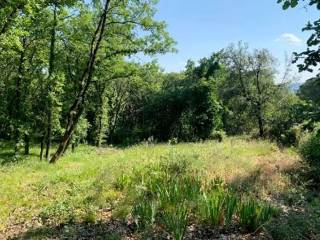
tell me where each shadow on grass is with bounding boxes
[8,219,132,240]
[0,151,40,166]
[228,163,320,240]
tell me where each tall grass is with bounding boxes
[0,138,297,238]
[115,154,276,239]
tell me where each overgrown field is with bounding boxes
[0,138,319,239]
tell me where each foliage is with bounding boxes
[209,130,226,142]
[278,0,320,73]
[299,126,320,184]
[299,77,320,106]
[132,200,157,231]
[114,152,277,238]
[238,198,275,232]
[161,203,189,240]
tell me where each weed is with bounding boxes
[238,198,274,232]
[161,203,189,240]
[200,191,225,227]
[224,193,238,227]
[39,200,76,224]
[132,200,157,231]
[113,173,132,190]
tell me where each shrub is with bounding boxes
[224,193,238,227]
[238,198,275,232]
[281,125,303,146]
[299,127,320,184]
[200,191,225,226]
[132,200,157,231]
[161,203,189,240]
[209,130,226,142]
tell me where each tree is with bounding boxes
[278,0,320,73]
[221,43,278,137]
[299,77,320,105]
[49,0,174,163]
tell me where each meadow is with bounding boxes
[0,138,319,239]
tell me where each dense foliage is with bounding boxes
[0,0,319,163]
[299,126,320,184]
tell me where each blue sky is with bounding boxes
[139,0,318,82]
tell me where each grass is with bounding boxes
[0,137,319,239]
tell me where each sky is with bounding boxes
[136,0,319,83]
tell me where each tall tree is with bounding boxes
[221,43,277,137]
[50,0,174,163]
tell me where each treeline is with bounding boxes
[1,0,320,163]
[91,43,320,147]
[0,0,175,162]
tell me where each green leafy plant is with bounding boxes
[200,191,225,227]
[210,130,226,142]
[162,204,189,240]
[132,200,157,231]
[224,193,238,227]
[238,198,274,232]
[299,127,320,184]
[113,173,132,190]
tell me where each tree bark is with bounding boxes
[13,39,26,154]
[45,5,57,160]
[50,0,112,163]
[40,135,45,160]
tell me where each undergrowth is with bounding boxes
[114,154,276,239]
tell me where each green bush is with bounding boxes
[281,125,303,146]
[200,191,225,226]
[161,203,189,240]
[132,200,157,231]
[299,127,320,184]
[238,198,275,232]
[209,130,226,142]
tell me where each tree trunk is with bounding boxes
[13,39,26,155]
[96,113,103,147]
[96,92,105,147]
[40,135,45,160]
[50,0,111,163]
[45,5,57,160]
[45,109,52,160]
[24,134,29,155]
[72,143,75,153]
[256,103,264,138]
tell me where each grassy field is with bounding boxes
[0,138,319,239]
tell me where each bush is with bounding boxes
[132,200,157,231]
[238,198,275,232]
[209,130,226,142]
[280,125,303,146]
[161,203,189,240]
[299,127,320,184]
[200,191,225,227]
